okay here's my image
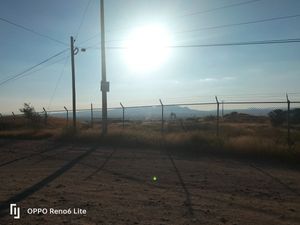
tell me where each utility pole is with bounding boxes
[70,36,78,130]
[100,0,109,135]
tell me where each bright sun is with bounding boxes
[124,25,170,72]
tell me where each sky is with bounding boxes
[0,0,300,114]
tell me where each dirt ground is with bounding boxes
[0,139,299,225]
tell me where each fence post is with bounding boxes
[222,100,224,118]
[91,103,94,128]
[286,94,291,147]
[215,96,220,137]
[64,106,69,126]
[12,112,15,120]
[159,99,164,133]
[120,102,125,129]
[43,107,48,125]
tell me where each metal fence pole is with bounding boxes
[120,102,125,129]
[91,103,94,128]
[159,99,164,133]
[64,106,69,126]
[12,112,15,120]
[215,96,220,137]
[222,100,224,118]
[43,107,48,125]
[286,94,291,146]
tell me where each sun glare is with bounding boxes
[124,25,171,72]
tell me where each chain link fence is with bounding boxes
[1,99,300,147]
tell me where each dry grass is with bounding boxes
[0,115,299,163]
[57,125,299,163]
[0,129,56,139]
[223,136,299,162]
[0,116,66,139]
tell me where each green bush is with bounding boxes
[19,103,42,127]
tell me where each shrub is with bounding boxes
[19,103,41,127]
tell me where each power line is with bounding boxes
[0,54,69,87]
[0,49,69,87]
[87,38,300,50]
[80,12,300,46]
[47,56,70,110]
[14,55,69,84]
[174,14,300,34]
[178,0,262,18]
[79,0,264,44]
[106,0,263,34]
[163,38,300,48]
[0,17,68,46]
[78,33,100,45]
[75,0,93,40]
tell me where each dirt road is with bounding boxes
[0,139,299,225]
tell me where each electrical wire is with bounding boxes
[0,17,68,46]
[45,0,93,109]
[47,56,70,110]
[79,0,265,45]
[75,0,93,40]
[79,12,300,46]
[107,0,263,33]
[163,38,300,48]
[18,54,69,80]
[0,49,69,86]
[174,14,300,34]
[178,0,262,18]
[87,38,300,50]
